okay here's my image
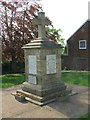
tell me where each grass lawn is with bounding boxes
[61,71,90,87]
[0,74,25,88]
[78,112,90,119]
[0,71,89,88]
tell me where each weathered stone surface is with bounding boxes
[18,12,71,105]
[21,82,67,96]
[32,12,51,39]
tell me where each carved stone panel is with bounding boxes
[46,55,56,74]
[28,55,37,75]
[28,75,37,84]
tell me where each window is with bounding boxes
[79,40,87,49]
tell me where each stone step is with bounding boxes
[16,89,67,102]
[16,89,72,106]
[25,97,56,106]
[16,90,43,101]
[16,90,56,106]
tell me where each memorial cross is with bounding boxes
[32,12,51,39]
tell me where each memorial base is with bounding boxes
[15,82,72,106]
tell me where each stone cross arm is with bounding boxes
[32,12,51,39]
[32,16,51,26]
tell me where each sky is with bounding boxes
[42,0,89,42]
[0,0,89,42]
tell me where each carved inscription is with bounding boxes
[28,55,37,74]
[46,55,56,74]
[28,75,37,84]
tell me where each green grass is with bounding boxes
[61,71,90,87]
[0,74,25,88]
[77,112,90,119]
[0,71,89,88]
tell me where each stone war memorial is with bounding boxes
[15,12,71,106]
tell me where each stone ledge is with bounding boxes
[25,97,56,106]
[22,84,67,97]
[15,88,72,106]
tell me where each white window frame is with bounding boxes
[79,40,87,49]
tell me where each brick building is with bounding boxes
[62,20,90,71]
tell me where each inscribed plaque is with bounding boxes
[28,55,37,74]
[28,75,37,84]
[46,55,56,74]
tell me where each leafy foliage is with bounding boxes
[46,26,65,46]
[46,26,65,54]
[0,0,65,63]
[0,0,42,62]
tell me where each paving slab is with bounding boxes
[1,84,89,118]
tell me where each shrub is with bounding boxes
[2,60,25,74]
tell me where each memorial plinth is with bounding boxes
[16,12,71,106]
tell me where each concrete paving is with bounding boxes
[1,84,89,119]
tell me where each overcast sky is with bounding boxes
[42,0,89,41]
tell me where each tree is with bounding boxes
[0,0,42,63]
[46,26,65,53]
[0,0,43,72]
[0,0,65,72]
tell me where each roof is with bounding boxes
[67,19,90,42]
